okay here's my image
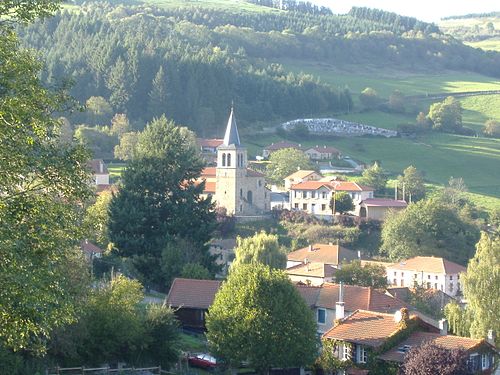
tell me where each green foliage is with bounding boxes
[428,96,463,133]
[444,301,471,338]
[114,131,139,161]
[335,260,387,288]
[294,224,361,246]
[266,148,314,185]
[462,233,500,344]
[85,96,113,125]
[232,231,287,270]
[0,0,62,22]
[108,116,216,289]
[359,87,381,109]
[83,191,112,248]
[330,191,354,214]
[181,263,213,280]
[397,165,426,202]
[0,25,92,353]
[380,197,480,264]
[74,125,118,159]
[110,113,130,137]
[360,162,388,194]
[483,119,500,138]
[206,264,317,373]
[317,339,352,372]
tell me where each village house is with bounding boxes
[322,308,497,374]
[198,107,270,217]
[386,256,466,297]
[89,159,110,186]
[196,138,223,165]
[262,141,302,158]
[284,169,323,190]
[358,198,408,220]
[80,240,103,262]
[304,145,341,160]
[286,262,337,286]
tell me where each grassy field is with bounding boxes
[465,38,500,52]
[278,59,500,99]
[144,0,278,12]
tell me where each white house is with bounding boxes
[283,169,323,190]
[304,145,341,160]
[90,159,110,186]
[386,256,466,297]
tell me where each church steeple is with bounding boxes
[223,106,241,147]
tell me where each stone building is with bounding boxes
[200,107,270,217]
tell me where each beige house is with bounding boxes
[287,243,359,269]
[304,145,341,160]
[199,107,270,217]
[283,169,322,190]
[358,198,408,220]
[386,256,466,297]
[286,262,337,286]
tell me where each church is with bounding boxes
[199,107,270,216]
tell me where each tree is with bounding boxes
[428,96,463,133]
[360,162,387,194]
[380,197,480,264]
[461,233,500,344]
[483,119,500,138]
[181,263,212,280]
[399,341,472,375]
[0,12,93,353]
[108,116,216,289]
[106,57,130,111]
[206,264,317,374]
[388,89,405,113]
[266,148,314,185]
[83,191,112,248]
[359,87,380,109]
[85,96,113,125]
[110,113,130,137]
[148,66,168,119]
[330,191,354,214]
[232,231,287,270]
[335,260,387,288]
[114,131,139,161]
[416,111,431,130]
[397,165,426,202]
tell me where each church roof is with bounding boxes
[222,107,241,147]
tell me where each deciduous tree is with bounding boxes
[206,264,317,374]
[397,165,426,202]
[330,191,354,214]
[483,119,500,138]
[266,148,314,185]
[335,260,387,288]
[428,96,463,133]
[232,231,287,270]
[114,131,139,161]
[360,162,387,194]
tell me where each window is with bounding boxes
[302,203,307,210]
[435,275,438,280]
[394,272,397,276]
[321,204,326,211]
[317,309,326,324]
[311,191,315,198]
[342,344,351,361]
[322,192,327,199]
[449,283,454,292]
[240,189,243,197]
[294,191,297,198]
[427,282,431,289]
[222,153,226,167]
[393,278,397,285]
[294,203,299,209]
[258,180,262,187]
[400,279,404,287]
[414,273,418,279]
[227,153,231,166]
[357,345,368,364]
[435,283,438,289]
[428,274,431,280]
[450,275,453,280]
[468,354,480,372]
[401,272,404,277]
[482,354,489,370]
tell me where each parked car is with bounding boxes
[187,353,217,370]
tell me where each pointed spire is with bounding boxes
[223,105,241,146]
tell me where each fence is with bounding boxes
[46,366,173,375]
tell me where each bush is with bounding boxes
[301,224,361,245]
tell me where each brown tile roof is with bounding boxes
[287,243,358,265]
[334,181,374,192]
[295,284,322,307]
[361,198,408,208]
[388,257,466,274]
[285,170,321,181]
[290,181,335,191]
[306,145,341,154]
[316,283,408,312]
[379,331,488,363]
[166,278,222,309]
[265,141,301,151]
[286,262,337,278]
[89,159,109,175]
[323,309,409,347]
[80,240,103,255]
[197,138,223,148]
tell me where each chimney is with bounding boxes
[99,160,104,174]
[308,244,313,252]
[439,319,448,336]
[357,250,361,259]
[487,330,496,345]
[304,257,308,264]
[336,282,345,320]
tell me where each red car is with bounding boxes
[188,353,218,370]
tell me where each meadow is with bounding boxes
[465,38,500,52]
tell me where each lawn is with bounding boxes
[461,94,500,132]
[143,0,279,12]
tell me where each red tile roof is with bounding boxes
[290,181,336,191]
[201,167,216,177]
[264,141,301,151]
[323,309,411,347]
[285,170,321,181]
[197,138,223,148]
[306,145,341,154]
[388,257,466,274]
[286,262,338,278]
[295,284,322,307]
[316,283,408,312]
[361,198,408,208]
[287,243,358,265]
[334,181,374,192]
[81,240,103,255]
[166,278,222,309]
[379,331,489,363]
[204,181,216,194]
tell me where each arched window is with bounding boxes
[227,153,231,167]
[240,188,243,197]
[222,153,226,167]
[247,190,253,204]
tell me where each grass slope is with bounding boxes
[143,0,278,12]
[465,38,500,52]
